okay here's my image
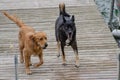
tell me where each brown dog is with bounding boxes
[3,11,48,75]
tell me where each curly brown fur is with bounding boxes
[3,11,48,75]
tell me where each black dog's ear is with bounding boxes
[71,15,75,22]
[62,16,66,23]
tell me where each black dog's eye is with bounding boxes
[40,38,43,40]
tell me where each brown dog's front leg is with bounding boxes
[34,52,43,68]
[24,49,32,75]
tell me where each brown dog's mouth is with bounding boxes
[37,43,48,49]
[43,47,46,49]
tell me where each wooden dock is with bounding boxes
[0,1,119,80]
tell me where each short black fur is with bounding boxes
[55,3,79,67]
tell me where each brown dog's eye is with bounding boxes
[40,38,43,40]
[45,37,47,40]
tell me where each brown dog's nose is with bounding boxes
[43,43,48,49]
[45,43,48,47]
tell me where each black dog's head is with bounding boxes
[61,15,76,44]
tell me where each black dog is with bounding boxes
[55,3,79,67]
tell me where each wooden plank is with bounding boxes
[0,6,101,24]
[0,0,94,10]
[0,5,119,80]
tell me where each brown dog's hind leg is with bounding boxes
[24,49,32,75]
[19,41,24,63]
[19,32,24,63]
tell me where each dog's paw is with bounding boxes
[57,54,60,57]
[75,65,79,68]
[62,62,67,66]
[29,63,32,66]
[20,59,24,63]
[20,60,24,63]
[26,69,32,75]
[33,63,40,68]
[33,62,43,68]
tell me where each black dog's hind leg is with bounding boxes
[71,41,79,68]
[57,41,61,57]
[61,44,66,65]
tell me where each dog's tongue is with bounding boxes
[66,39,70,46]
[68,35,72,41]
[66,34,72,45]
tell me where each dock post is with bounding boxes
[14,55,18,80]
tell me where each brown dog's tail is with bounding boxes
[3,11,25,28]
[59,3,70,17]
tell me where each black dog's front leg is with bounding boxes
[61,43,66,65]
[57,41,61,57]
[71,41,79,68]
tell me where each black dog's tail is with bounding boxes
[59,3,70,17]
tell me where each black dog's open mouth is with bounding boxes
[68,32,72,41]
[66,39,70,46]
[65,33,73,46]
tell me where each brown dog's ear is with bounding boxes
[29,34,35,41]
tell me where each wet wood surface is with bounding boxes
[0,3,119,80]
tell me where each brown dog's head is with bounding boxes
[30,32,48,49]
